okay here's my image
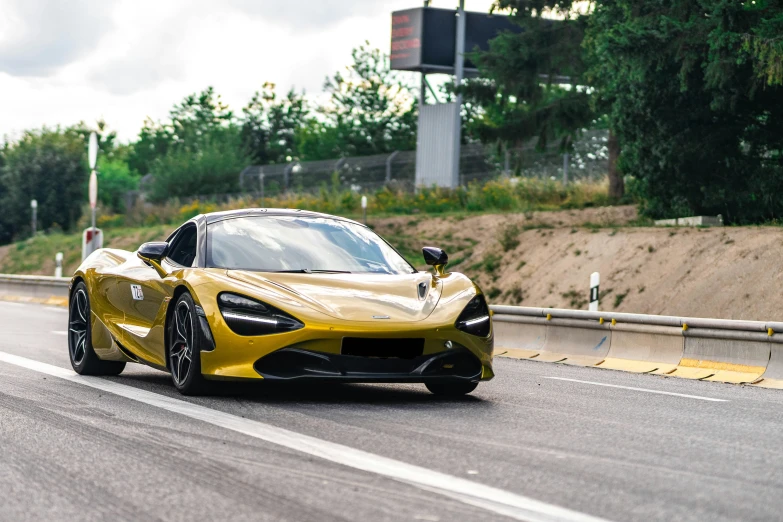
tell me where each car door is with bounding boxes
[116,224,196,366]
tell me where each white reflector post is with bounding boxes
[589,272,600,311]
[55,252,63,278]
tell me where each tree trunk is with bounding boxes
[607,130,624,200]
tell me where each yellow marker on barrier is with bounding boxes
[599,318,604,325]
[769,328,775,336]
[682,324,689,332]
[546,313,552,321]
[611,318,617,326]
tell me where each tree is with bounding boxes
[585,0,783,223]
[240,83,309,165]
[742,0,783,86]
[0,127,87,242]
[97,157,139,213]
[128,87,234,176]
[147,127,251,202]
[320,44,418,157]
[462,1,599,185]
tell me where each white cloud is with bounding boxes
[0,0,118,76]
[0,0,496,142]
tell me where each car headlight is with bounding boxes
[218,293,304,336]
[455,294,491,337]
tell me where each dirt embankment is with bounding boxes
[375,206,783,321]
[5,205,782,321]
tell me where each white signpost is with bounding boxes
[361,195,368,224]
[589,272,600,311]
[83,132,102,260]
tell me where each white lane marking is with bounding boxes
[51,331,67,336]
[0,351,606,522]
[544,377,728,402]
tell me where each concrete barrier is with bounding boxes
[492,315,547,359]
[600,323,683,374]
[671,329,771,383]
[539,318,611,366]
[0,274,70,306]
[493,313,611,365]
[753,344,783,389]
[490,305,783,389]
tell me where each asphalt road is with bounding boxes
[2,301,783,522]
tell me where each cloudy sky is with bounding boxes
[0,0,495,142]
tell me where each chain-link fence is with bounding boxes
[237,130,609,197]
[132,130,609,206]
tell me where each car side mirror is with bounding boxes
[422,246,448,276]
[138,242,169,277]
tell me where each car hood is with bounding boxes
[226,270,442,323]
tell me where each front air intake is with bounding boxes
[341,338,424,359]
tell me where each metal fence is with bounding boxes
[129,130,611,206]
[236,130,610,197]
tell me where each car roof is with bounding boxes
[200,208,364,226]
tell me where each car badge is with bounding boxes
[417,281,428,300]
[372,315,391,320]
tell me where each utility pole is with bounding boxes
[452,0,466,188]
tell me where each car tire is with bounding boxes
[168,292,211,396]
[68,282,126,376]
[425,380,478,396]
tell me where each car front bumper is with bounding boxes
[200,320,494,383]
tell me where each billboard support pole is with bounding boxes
[452,0,466,189]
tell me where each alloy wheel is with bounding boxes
[69,289,89,365]
[171,301,194,386]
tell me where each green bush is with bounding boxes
[148,128,251,202]
[97,158,139,213]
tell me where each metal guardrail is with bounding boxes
[0,274,780,389]
[0,274,70,299]
[490,305,783,389]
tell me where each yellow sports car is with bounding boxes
[68,209,494,395]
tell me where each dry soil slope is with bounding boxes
[376,206,783,321]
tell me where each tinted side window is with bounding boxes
[167,225,198,267]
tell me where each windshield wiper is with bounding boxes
[273,269,353,274]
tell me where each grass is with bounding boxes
[1,225,172,276]
[561,288,588,309]
[614,289,630,309]
[505,284,524,305]
[109,176,615,229]
[498,224,521,252]
[486,287,502,300]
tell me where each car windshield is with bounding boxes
[206,215,415,275]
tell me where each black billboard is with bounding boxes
[390,7,521,74]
